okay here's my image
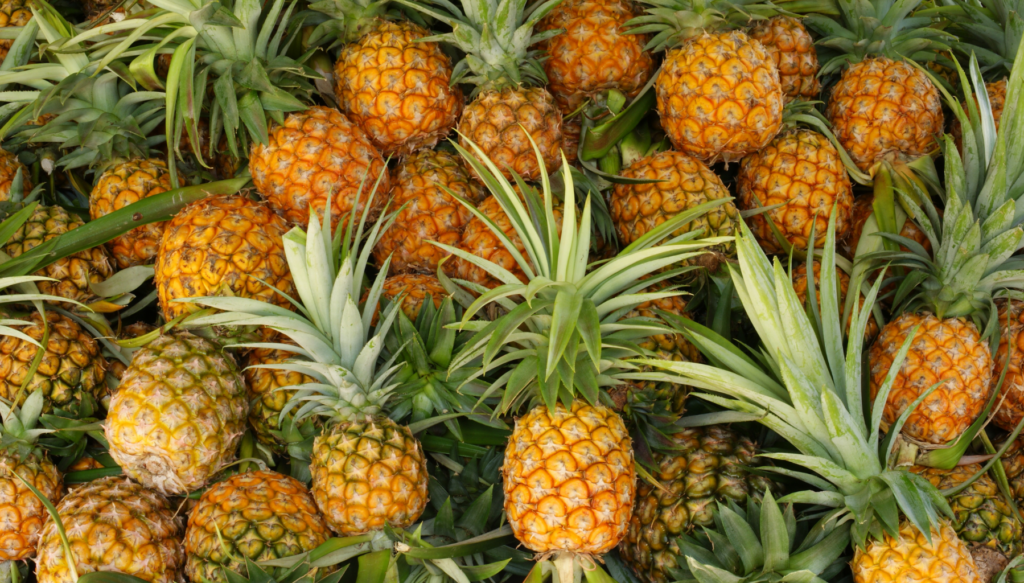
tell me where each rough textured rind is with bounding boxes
[747,16,820,102]
[90,158,173,268]
[105,334,248,495]
[852,521,982,583]
[0,451,61,560]
[504,401,635,554]
[991,299,1024,431]
[244,347,315,451]
[0,147,28,202]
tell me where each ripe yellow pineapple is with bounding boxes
[504,401,635,553]
[373,149,486,274]
[791,261,880,340]
[185,470,331,583]
[89,158,173,268]
[459,89,563,181]
[747,16,820,102]
[737,129,854,254]
[535,0,654,113]
[991,299,1024,431]
[852,521,982,583]
[244,347,316,451]
[249,106,390,228]
[105,333,248,495]
[36,476,184,583]
[155,195,296,325]
[333,21,463,156]
[0,148,28,202]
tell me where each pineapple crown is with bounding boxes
[625,0,778,52]
[633,216,953,549]
[395,0,562,93]
[439,136,727,416]
[802,0,954,74]
[867,49,1024,326]
[0,391,52,461]
[308,0,393,45]
[921,0,1022,75]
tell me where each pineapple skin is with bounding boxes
[991,299,1024,431]
[737,129,854,254]
[0,311,107,413]
[105,334,248,495]
[373,149,486,274]
[852,521,982,583]
[826,57,944,172]
[244,347,316,451]
[249,106,390,229]
[89,158,173,269]
[503,401,635,554]
[381,274,447,321]
[155,195,296,323]
[536,0,654,113]
[0,0,31,64]
[747,16,821,102]
[656,31,784,164]
[185,470,331,583]
[619,425,770,583]
[36,476,184,583]
[335,21,463,157]
[0,148,28,202]
[458,87,563,182]
[791,261,879,341]
[0,451,62,560]
[869,313,993,445]
[4,205,116,303]
[311,415,429,535]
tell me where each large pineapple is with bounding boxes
[737,129,854,254]
[4,205,115,303]
[249,106,390,228]
[747,15,820,102]
[36,476,184,583]
[89,158,173,269]
[0,148,29,202]
[535,0,655,113]
[373,149,486,274]
[185,470,331,583]
[105,333,249,495]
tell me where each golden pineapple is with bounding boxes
[535,0,655,113]
[4,205,115,303]
[155,195,296,324]
[185,470,331,583]
[990,299,1024,431]
[0,0,31,64]
[0,147,28,202]
[747,16,820,102]
[656,31,784,164]
[504,401,635,554]
[373,149,486,274]
[381,273,447,321]
[0,311,107,413]
[791,261,879,340]
[737,129,854,254]
[852,521,982,583]
[249,106,390,228]
[869,313,992,444]
[105,333,248,495]
[244,346,316,451]
[335,21,463,156]
[36,476,184,583]
[89,159,173,269]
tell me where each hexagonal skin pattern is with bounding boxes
[244,347,315,451]
[852,521,982,583]
[250,106,390,228]
[0,451,61,560]
[656,31,784,164]
[0,147,28,202]
[536,0,654,113]
[791,260,879,341]
[869,313,993,445]
[504,401,635,554]
[311,416,429,535]
[381,273,446,321]
[826,57,944,172]
[105,334,248,495]
[738,129,854,254]
[458,87,563,181]
[373,149,485,274]
[185,470,331,583]
[992,299,1024,431]
[155,195,296,322]
[611,150,739,255]
[747,16,820,102]
[335,21,463,157]
[90,158,173,268]
[36,476,184,583]
[0,311,106,414]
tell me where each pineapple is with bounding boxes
[105,333,249,495]
[851,522,983,583]
[373,149,486,274]
[0,148,29,202]
[0,391,63,561]
[249,106,390,229]
[619,425,772,583]
[244,346,317,451]
[747,16,820,102]
[35,476,184,583]
[185,470,331,583]
[0,311,107,413]
[737,129,854,254]
[89,158,173,269]
[155,195,297,325]
[0,0,31,64]
[535,0,655,113]
[4,205,115,303]
[380,273,447,321]
[791,260,880,340]
[993,299,1024,431]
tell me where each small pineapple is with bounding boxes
[747,16,820,102]
[89,158,173,268]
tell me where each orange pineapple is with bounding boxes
[89,159,173,268]
[0,148,28,201]
[748,16,820,102]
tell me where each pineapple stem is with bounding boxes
[553,552,576,583]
